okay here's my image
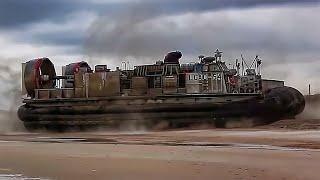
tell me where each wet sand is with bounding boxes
[0,129,320,180]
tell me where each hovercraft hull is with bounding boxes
[18,92,302,129]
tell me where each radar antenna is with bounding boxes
[214,49,223,61]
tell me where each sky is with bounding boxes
[0,0,320,108]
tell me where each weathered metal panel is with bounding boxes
[61,66,66,88]
[62,88,74,98]
[50,89,62,98]
[37,89,50,99]
[74,73,85,88]
[186,84,202,93]
[74,73,85,97]
[105,71,121,96]
[74,88,85,98]
[163,75,177,94]
[87,71,121,97]
[131,77,147,95]
[177,88,186,93]
[262,79,284,92]
[186,73,202,93]
[148,88,163,96]
[88,72,107,97]
[121,89,132,96]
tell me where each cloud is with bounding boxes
[0,0,318,53]
[0,0,80,28]
[1,0,318,29]
[86,5,320,61]
[17,11,97,46]
[0,0,137,29]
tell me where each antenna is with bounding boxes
[240,54,248,75]
[121,61,126,70]
[235,59,240,76]
[249,59,255,69]
[127,61,130,70]
[255,55,262,75]
[241,54,249,69]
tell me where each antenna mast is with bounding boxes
[255,55,262,75]
[241,54,254,76]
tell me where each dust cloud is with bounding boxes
[0,62,24,133]
[297,95,320,120]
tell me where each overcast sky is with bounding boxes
[0,0,320,108]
